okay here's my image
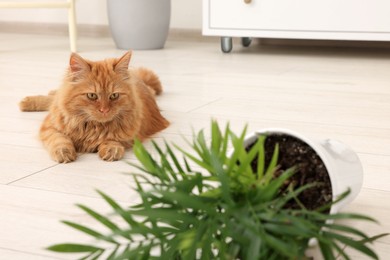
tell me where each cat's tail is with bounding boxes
[19,90,56,112]
[134,67,163,95]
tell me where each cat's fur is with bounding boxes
[19,51,169,163]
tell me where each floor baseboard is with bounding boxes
[0,21,110,37]
[2,21,390,48]
[0,21,217,42]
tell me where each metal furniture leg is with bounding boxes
[221,37,233,53]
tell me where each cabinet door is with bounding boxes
[208,0,390,32]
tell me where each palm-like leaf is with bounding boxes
[48,121,388,259]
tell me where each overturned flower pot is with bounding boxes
[244,128,363,214]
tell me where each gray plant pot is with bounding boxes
[107,0,171,50]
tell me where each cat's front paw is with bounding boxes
[98,144,125,161]
[51,146,77,163]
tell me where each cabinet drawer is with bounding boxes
[209,0,390,33]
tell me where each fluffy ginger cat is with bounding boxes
[19,51,169,163]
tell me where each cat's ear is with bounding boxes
[114,50,132,73]
[69,52,90,74]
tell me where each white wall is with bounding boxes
[0,0,202,29]
[171,0,201,29]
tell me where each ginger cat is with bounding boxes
[19,51,169,163]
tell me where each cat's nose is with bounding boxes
[99,107,110,114]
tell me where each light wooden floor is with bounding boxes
[0,32,389,259]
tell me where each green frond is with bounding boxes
[48,120,387,260]
[47,243,102,253]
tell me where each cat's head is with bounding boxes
[60,51,136,123]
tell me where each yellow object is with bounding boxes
[0,0,77,52]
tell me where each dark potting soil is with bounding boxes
[248,134,332,212]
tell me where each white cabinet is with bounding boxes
[203,0,390,52]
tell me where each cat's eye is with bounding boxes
[87,93,98,100]
[110,93,119,100]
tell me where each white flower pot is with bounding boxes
[244,128,363,214]
[107,0,171,50]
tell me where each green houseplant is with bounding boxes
[48,121,387,259]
